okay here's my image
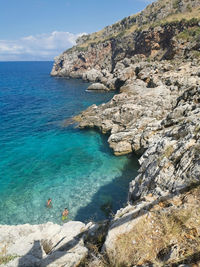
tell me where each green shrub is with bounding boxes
[177,26,200,41]
[173,0,181,9]
[76,46,88,52]
[0,255,18,265]
[187,4,192,12]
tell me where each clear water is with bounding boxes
[0,62,139,225]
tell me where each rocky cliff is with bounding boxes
[51,0,200,200]
[1,0,200,266]
[51,0,200,90]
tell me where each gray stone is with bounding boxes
[87,83,109,91]
[0,222,88,267]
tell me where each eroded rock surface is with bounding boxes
[73,59,200,203]
[0,221,88,267]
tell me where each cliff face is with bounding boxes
[51,0,200,89]
[51,41,112,79]
[75,0,199,45]
[51,19,200,91]
[74,61,200,197]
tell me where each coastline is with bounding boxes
[2,58,200,267]
[1,0,200,265]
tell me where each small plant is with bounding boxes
[187,4,192,12]
[76,46,89,52]
[147,57,151,63]
[0,255,18,265]
[188,17,199,26]
[0,245,18,265]
[192,51,200,58]
[116,31,126,39]
[173,0,181,9]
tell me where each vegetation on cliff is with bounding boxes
[51,0,200,81]
[82,184,200,266]
[75,0,200,50]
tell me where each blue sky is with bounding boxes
[0,0,154,61]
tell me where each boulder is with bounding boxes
[82,69,103,83]
[87,83,109,91]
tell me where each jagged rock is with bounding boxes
[74,73,176,155]
[82,69,103,83]
[73,63,200,203]
[129,86,200,201]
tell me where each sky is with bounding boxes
[0,0,154,61]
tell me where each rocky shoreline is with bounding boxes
[1,0,200,266]
[73,60,200,201]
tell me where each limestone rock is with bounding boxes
[0,221,88,267]
[87,83,109,91]
[82,69,103,83]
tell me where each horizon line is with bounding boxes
[0,60,54,62]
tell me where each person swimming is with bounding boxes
[46,198,52,208]
[62,208,69,221]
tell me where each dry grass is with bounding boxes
[0,255,18,265]
[74,4,200,52]
[0,244,18,265]
[81,187,200,267]
[41,239,53,255]
[106,189,200,266]
[164,6,200,23]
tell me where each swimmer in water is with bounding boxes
[46,198,52,208]
[62,208,69,221]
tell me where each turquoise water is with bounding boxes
[0,62,139,225]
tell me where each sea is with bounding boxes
[0,61,139,225]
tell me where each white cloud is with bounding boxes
[0,31,86,61]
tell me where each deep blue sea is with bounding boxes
[0,61,139,225]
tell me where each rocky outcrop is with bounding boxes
[130,85,200,200]
[51,19,200,90]
[0,221,88,267]
[102,183,200,266]
[0,220,110,267]
[74,61,200,154]
[87,83,109,91]
[51,41,112,79]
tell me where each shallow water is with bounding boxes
[0,62,139,225]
